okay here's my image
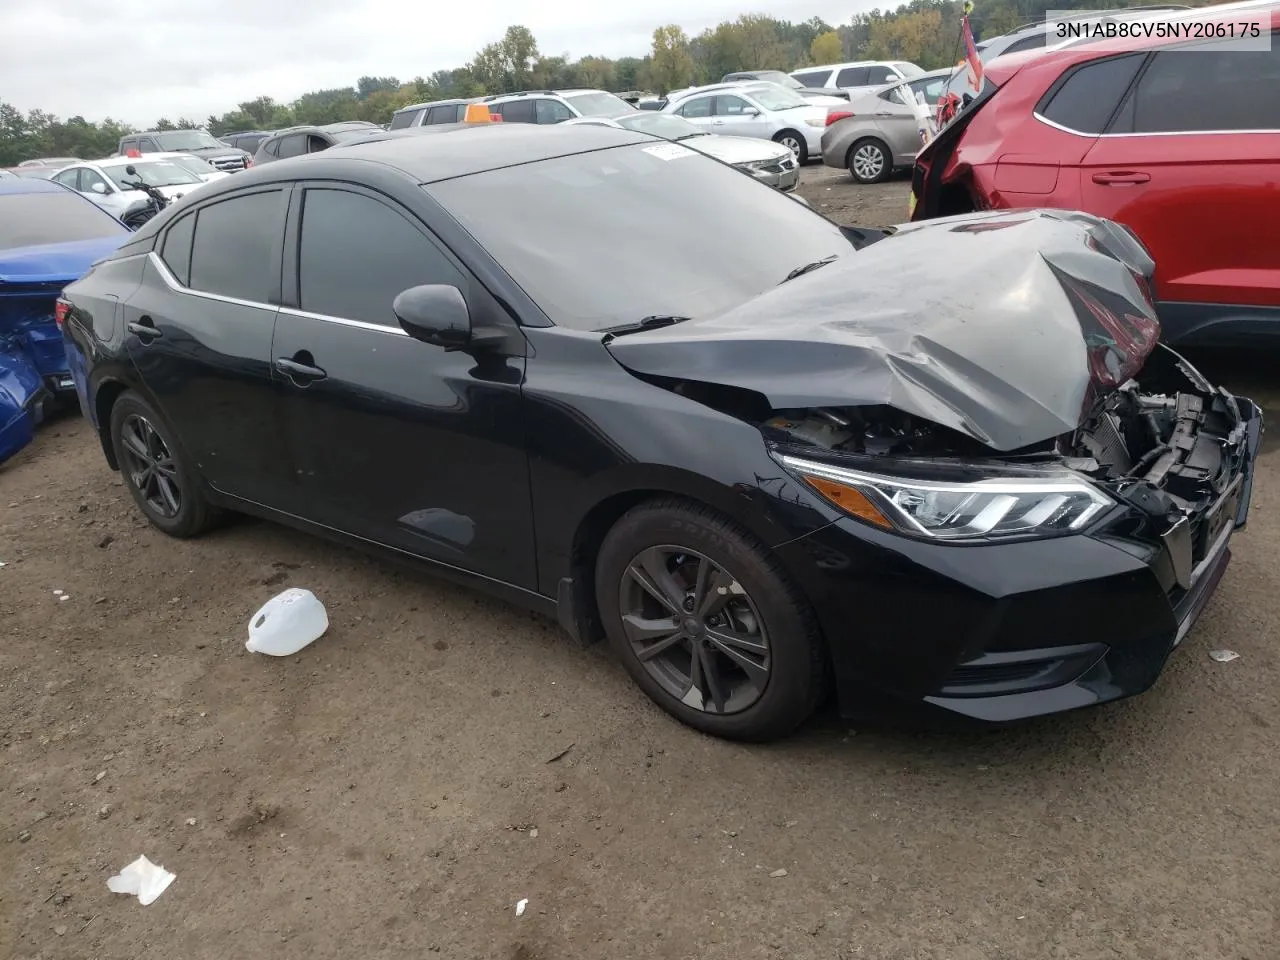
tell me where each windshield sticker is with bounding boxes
[642,143,696,161]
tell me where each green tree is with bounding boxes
[469,25,541,93]
[649,24,694,93]
[810,30,843,64]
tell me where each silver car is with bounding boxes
[49,156,208,219]
[820,70,954,184]
[660,82,836,163]
[564,113,800,191]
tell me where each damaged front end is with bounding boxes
[0,284,68,465]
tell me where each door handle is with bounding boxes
[1092,171,1150,185]
[127,317,162,340]
[875,111,894,117]
[711,119,726,124]
[275,355,327,384]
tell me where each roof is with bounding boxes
[0,176,69,196]
[191,123,652,190]
[330,123,474,147]
[394,97,483,113]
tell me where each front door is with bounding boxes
[121,186,294,506]
[271,183,538,587]
[1077,38,1280,323]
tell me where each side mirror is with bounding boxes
[125,164,137,176]
[90,181,107,194]
[393,284,507,351]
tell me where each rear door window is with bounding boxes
[1038,52,1146,134]
[296,188,465,326]
[1002,32,1050,56]
[792,70,832,87]
[426,105,458,124]
[677,96,713,118]
[1112,39,1280,133]
[836,66,870,86]
[390,109,423,129]
[188,191,284,302]
[498,99,536,123]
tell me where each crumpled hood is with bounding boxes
[604,209,1160,451]
[0,234,126,286]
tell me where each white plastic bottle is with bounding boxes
[245,588,329,656]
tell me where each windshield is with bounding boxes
[168,155,215,176]
[756,71,804,89]
[104,161,203,189]
[746,86,809,110]
[428,143,851,331]
[615,113,704,139]
[331,128,380,142]
[154,130,222,151]
[565,91,636,118]
[0,192,127,249]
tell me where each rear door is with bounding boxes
[871,84,924,163]
[271,182,537,586]
[673,93,715,130]
[493,99,536,123]
[1078,37,1280,324]
[121,187,294,506]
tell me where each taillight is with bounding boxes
[825,110,855,127]
[54,297,71,328]
[244,156,253,168]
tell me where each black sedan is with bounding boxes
[58,124,1261,741]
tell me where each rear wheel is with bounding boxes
[109,391,219,538]
[595,499,825,742]
[773,130,809,164]
[848,138,891,184]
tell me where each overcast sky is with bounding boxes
[2,0,875,126]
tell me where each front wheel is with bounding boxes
[109,390,220,538]
[595,499,826,742]
[773,130,809,164]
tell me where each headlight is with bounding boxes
[803,118,825,127]
[741,158,777,171]
[776,454,1114,542]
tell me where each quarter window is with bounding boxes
[161,213,195,286]
[297,188,465,327]
[188,191,283,302]
[1116,39,1280,133]
[1039,53,1145,134]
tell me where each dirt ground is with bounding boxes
[3,165,1279,960]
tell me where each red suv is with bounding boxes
[910,3,1280,346]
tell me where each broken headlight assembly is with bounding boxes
[775,454,1115,542]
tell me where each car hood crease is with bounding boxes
[604,209,1160,451]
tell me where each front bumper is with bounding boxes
[744,157,800,192]
[773,397,1262,724]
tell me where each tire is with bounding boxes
[109,390,220,538]
[847,138,891,184]
[595,498,826,742]
[773,130,808,164]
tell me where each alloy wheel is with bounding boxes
[618,546,771,714]
[779,135,803,157]
[852,143,886,182]
[119,414,182,519]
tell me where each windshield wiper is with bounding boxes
[601,315,693,340]
[780,255,839,284]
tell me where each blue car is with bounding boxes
[0,178,130,464]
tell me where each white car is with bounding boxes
[790,61,925,98]
[660,82,836,163]
[49,156,210,220]
[563,113,801,192]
